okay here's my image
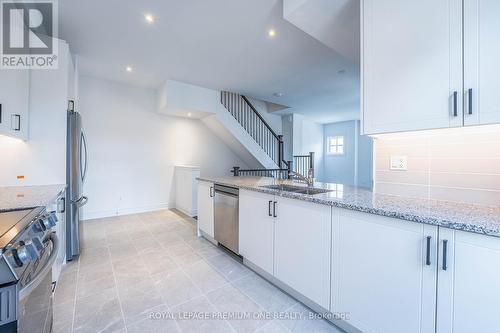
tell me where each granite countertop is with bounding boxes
[198,176,500,238]
[0,184,66,212]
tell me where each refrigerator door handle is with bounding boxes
[73,196,88,208]
[80,131,88,183]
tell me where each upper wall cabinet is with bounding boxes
[0,69,30,140]
[362,0,500,134]
[463,0,500,126]
[362,0,463,135]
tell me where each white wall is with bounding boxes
[79,76,248,219]
[292,113,324,180]
[323,120,373,188]
[0,41,71,186]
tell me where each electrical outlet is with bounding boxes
[390,156,408,171]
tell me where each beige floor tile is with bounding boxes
[183,260,229,293]
[117,278,165,325]
[151,269,203,308]
[278,303,343,333]
[73,288,125,333]
[232,274,297,313]
[205,253,251,281]
[207,284,268,333]
[171,296,234,333]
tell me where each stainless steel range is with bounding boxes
[0,207,59,333]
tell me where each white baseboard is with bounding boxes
[82,202,173,220]
[175,205,198,217]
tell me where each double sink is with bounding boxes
[260,184,332,195]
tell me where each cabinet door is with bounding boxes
[332,209,437,333]
[0,69,30,139]
[274,198,331,309]
[464,0,500,125]
[239,189,274,275]
[197,182,214,237]
[362,0,463,134]
[437,229,500,333]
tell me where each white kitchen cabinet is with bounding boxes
[362,0,463,134]
[239,189,275,275]
[274,198,331,309]
[436,229,500,333]
[331,209,438,333]
[175,166,200,217]
[0,69,30,140]
[197,181,214,237]
[463,0,500,125]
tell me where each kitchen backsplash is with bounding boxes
[374,124,500,206]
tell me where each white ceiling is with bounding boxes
[59,0,359,124]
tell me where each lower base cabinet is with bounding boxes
[331,209,438,333]
[239,190,275,275]
[197,182,214,237]
[275,198,331,309]
[236,189,500,333]
[437,228,500,333]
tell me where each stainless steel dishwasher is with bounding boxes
[214,184,239,254]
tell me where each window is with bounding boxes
[327,136,344,155]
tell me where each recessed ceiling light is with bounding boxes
[187,112,192,117]
[268,29,276,38]
[144,13,154,24]
[125,66,133,72]
[273,92,283,97]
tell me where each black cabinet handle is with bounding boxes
[268,200,272,217]
[442,240,448,271]
[273,201,277,218]
[453,91,458,117]
[425,236,431,266]
[0,104,2,123]
[468,88,473,115]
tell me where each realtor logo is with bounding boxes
[1,0,58,69]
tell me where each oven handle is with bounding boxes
[19,232,59,301]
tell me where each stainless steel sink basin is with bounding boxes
[260,184,332,195]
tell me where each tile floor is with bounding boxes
[53,209,344,333]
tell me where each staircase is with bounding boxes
[220,91,316,179]
[156,79,313,178]
[220,91,288,169]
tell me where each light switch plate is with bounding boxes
[390,156,408,171]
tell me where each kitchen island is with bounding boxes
[197,176,500,333]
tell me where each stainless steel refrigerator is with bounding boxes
[66,105,88,260]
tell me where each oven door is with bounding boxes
[18,233,59,333]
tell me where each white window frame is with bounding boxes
[327,136,345,155]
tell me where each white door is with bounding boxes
[274,198,331,309]
[437,229,500,333]
[197,182,214,237]
[0,69,30,139]
[331,209,437,333]
[362,0,463,134]
[239,189,274,275]
[464,0,500,125]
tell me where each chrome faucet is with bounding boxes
[289,169,314,187]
